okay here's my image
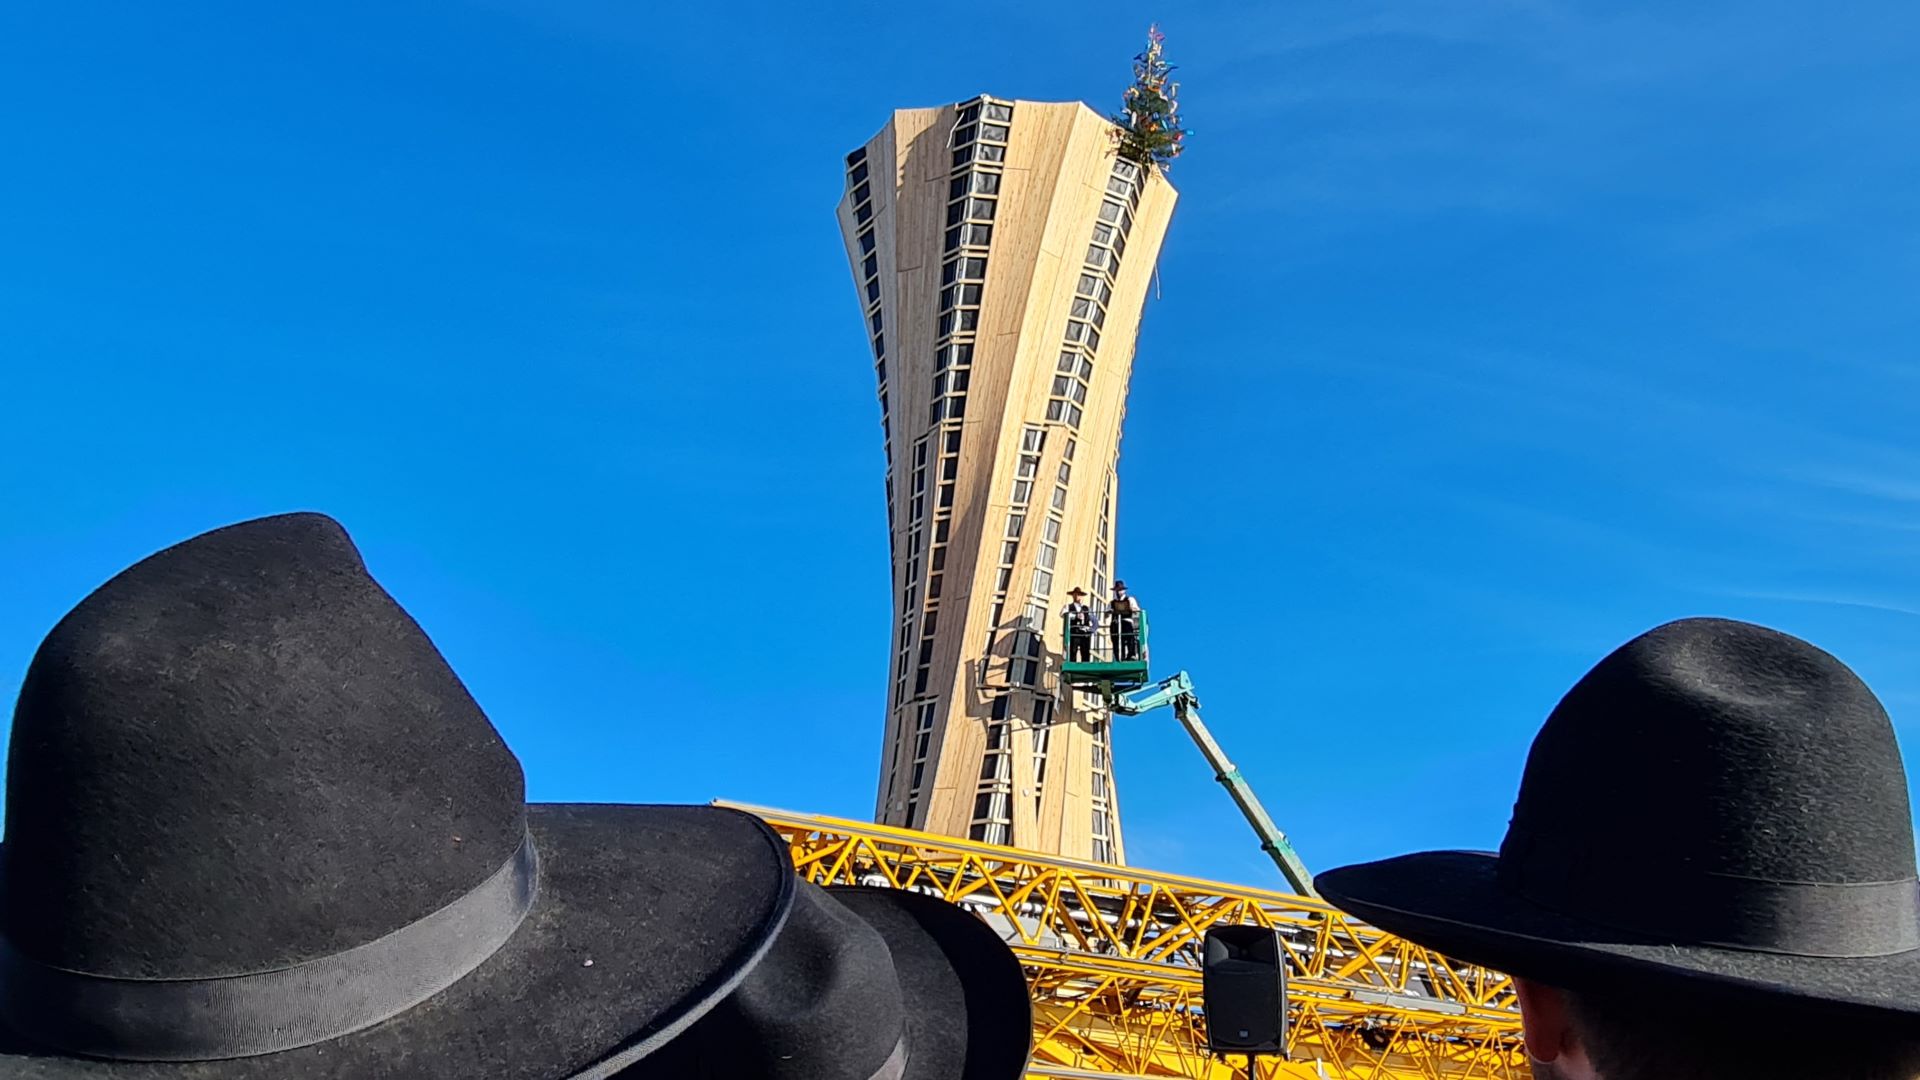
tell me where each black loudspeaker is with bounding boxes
[1202,925,1288,1057]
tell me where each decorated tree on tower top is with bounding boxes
[1113,24,1189,170]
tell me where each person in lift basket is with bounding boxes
[1063,587,1094,663]
[1108,581,1143,661]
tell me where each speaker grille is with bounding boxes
[1202,925,1288,1056]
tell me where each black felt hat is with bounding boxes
[622,883,1032,1079]
[1317,617,1920,1022]
[0,513,799,1077]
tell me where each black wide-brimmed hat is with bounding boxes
[1318,617,1920,1023]
[0,514,1032,1077]
[625,883,1031,1079]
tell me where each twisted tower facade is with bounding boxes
[837,97,1176,861]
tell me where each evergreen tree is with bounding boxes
[1113,25,1189,170]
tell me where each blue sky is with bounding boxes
[4,1,1919,887]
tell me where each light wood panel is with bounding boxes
[840,99,1176,863]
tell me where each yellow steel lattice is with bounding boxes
[720,802,1525,1080]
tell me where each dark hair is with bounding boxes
[1565,988,1920,1080]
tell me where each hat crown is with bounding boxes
[1506,617,1916,886]
[3,514,527,980]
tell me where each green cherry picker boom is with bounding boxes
[1060,605,1319,899]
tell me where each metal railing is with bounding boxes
[1061,605,1151,666]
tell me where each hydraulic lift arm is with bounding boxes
[1113,671,1319,898]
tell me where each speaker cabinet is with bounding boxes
[1202,925,1288,1057]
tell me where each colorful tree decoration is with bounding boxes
[1113,24,1189,170]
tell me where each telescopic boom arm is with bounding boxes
[1113,671,1318,898]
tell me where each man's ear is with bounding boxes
[1513,977,1599,1077]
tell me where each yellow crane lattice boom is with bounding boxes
[721,802,1525,1080]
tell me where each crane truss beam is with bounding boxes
[719,802,1524,1080]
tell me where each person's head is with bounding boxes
[1068,588,1086,603]
[0,513,1034,1078]
[1112,580,1127,596]
[1317,618,1920,1080]
[1513,978,1920,1080]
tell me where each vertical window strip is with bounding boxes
[969,693,1017,845]
[934,98,1012,435]
[986,424,1044,659]
[1090,717,1114,861]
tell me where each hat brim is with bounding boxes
[1317,851,1920,1024]
[827,887,1032,1080]
[0,804,795,1079]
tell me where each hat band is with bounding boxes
[1499,831,1920,958]
[0,831,539,1061]
[562,1032,908,1080]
